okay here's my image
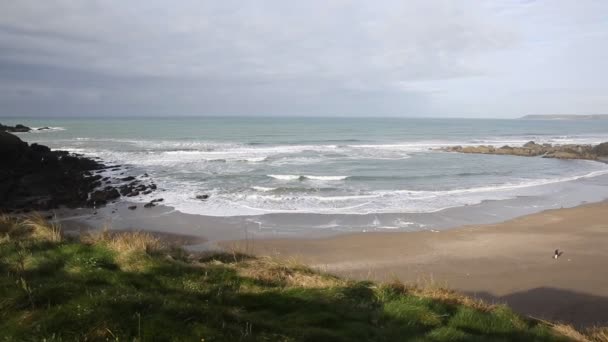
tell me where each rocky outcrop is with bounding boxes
[89,188,121,206]
[438,141,607,161]
[0,123,32,132]
[592,142,608,158]
[0,131,158,212]
[0,131,105,211]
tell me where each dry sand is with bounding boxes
[223,202,608,328]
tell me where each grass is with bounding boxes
[0,215,603,341]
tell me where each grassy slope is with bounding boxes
[0,215,594,341]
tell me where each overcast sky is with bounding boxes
[1,0,607,117]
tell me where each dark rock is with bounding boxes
[0,131,28,162]
[151,198,164,203]
[0,131,106,211]
[142,189,152,195]
[118,185,131,196]
[0,123,32,132]
[150,184,157,190]
[38,127,51,131]
[30,143,51,154]
[128,205,137,210]
[121,176,136,181]
[89,188,120,205]
[90,175,102,181]
[593,142,608,157]
[196,194,210,200]
[127,191,140,197]
[144,202,156,208]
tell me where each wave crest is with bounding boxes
[267,174,349,181]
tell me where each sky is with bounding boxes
[0,0,607,118]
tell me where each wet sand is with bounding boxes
[223,202,608,328]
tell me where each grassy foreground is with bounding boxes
[0,215,604,341]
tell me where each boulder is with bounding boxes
[89,188,120,205]
[196,194,210,200]
[144,202,156,208]
[128,205,137,210]
[0,123,32,133]
[592,142,608,157]
[0,131,28,161]
[30,143,51,154]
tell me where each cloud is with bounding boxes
[0,1,606,116]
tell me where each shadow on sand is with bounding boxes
[468,287,608,328]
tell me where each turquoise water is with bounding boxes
[5,117,608,231]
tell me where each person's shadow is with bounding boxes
[468,287,608,328]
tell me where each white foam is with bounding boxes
[252,186,276,192]
[26,127,66,133]
[305,175,349,181]
[267,174,349,181]
[162,167,608,217]
[267,174,301,181]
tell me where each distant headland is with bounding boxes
[520,114,608,120]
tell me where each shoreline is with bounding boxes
[222,201,608,328]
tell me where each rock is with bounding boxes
[121,176,136,181]
[118,185,131,196]
[0,131,28,161]
[144,202,156,208]
[30,143,51,154]
[523,141,539,148]
[151,198,164,203]
[439,141,607,161]
[150,184,157,190]
[38,127,51,131]
[128,205,137,210]
[126,191,140,197]
[0,131,107,211]
[89,188,120,205]
[593,142,608,157]
[142,189,152,195]
[196,194,210,200]
[0,123,32,133]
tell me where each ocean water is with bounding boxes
[6,117,608,233]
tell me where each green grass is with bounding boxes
[0,215,590,341]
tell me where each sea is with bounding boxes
[5,117,608,235]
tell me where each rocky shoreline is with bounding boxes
[0,123,52,133]
[439,141,608,161]
[0,130,159,212]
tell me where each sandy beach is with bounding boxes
[223,201,608,328]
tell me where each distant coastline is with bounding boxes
[521,114,608,120]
